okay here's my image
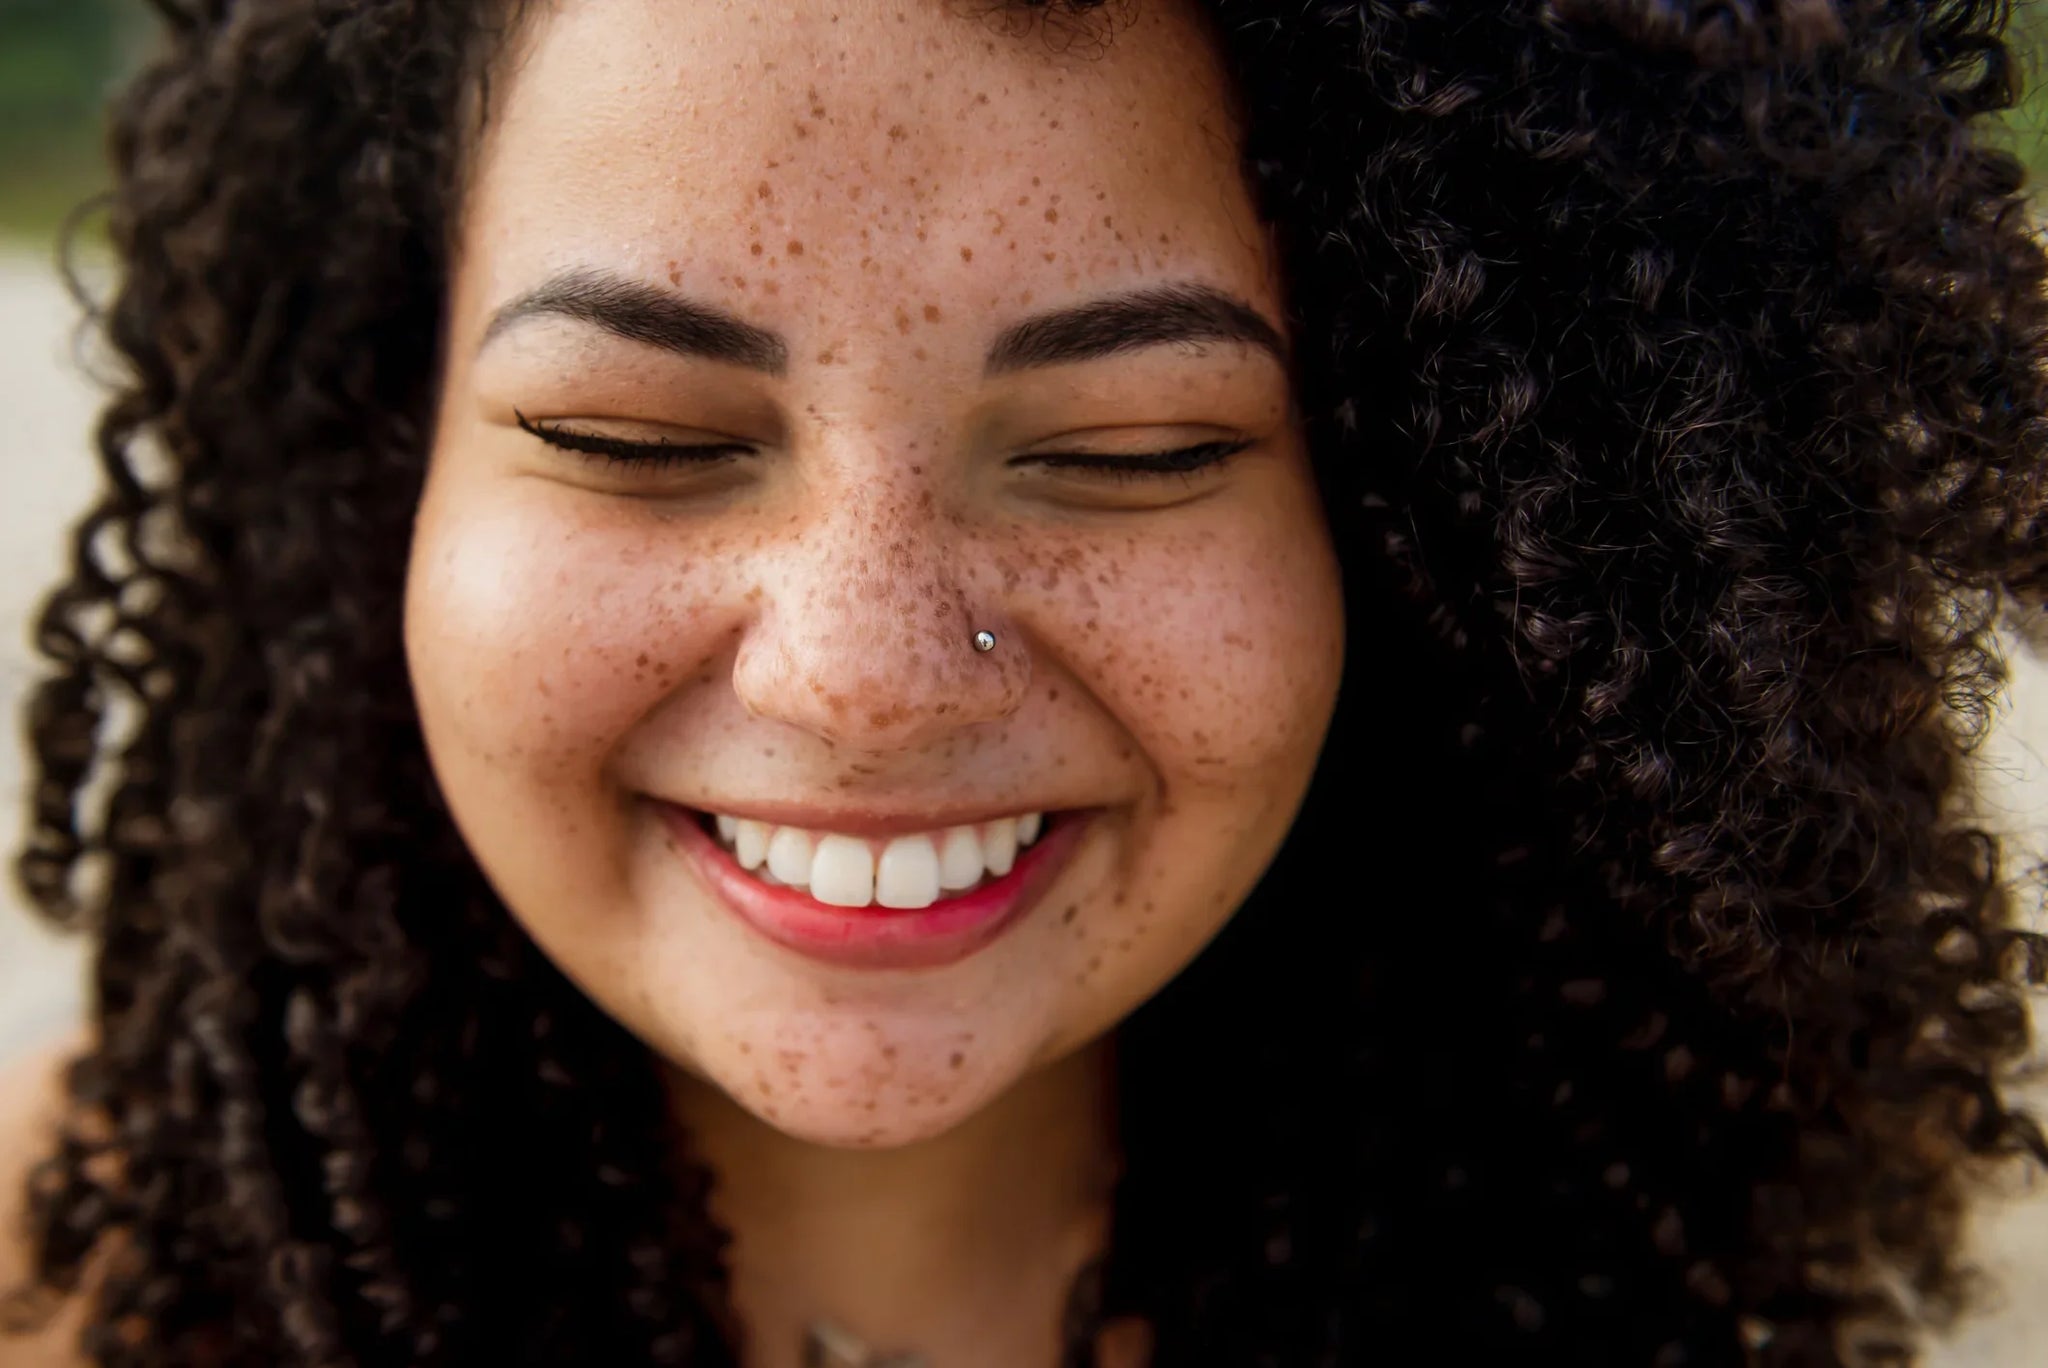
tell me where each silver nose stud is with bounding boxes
[972,629,997,653]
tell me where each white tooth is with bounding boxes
[1017,812,1042,846]
[937,826,985,890]
[809,834,876,908]
[981,818,1018,878]
[715,813,739,844]
[766,826,814,886]
[735,819,771,870]
[875,834,941,909]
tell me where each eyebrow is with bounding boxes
[478,268,1291,379]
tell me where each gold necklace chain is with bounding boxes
[799,1251,1111,1367]
[803,1317,931,1368]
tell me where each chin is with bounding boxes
[737,1078,993,1150]
[662,1006,1030,1149]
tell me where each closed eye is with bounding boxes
[516,411,752,465]
[1016,440,1253,479]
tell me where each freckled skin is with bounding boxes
[404,0,1343,1153]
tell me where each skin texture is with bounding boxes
[404,0,1342,1359]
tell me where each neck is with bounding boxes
[668,1037,1122,1368]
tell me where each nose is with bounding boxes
[730,493,1032,752]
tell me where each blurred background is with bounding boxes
[4,1,2048,1359]
[0,0,140,1058]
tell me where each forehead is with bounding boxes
[465,0,1273,330]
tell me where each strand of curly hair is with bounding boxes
[7,0,2048,1364]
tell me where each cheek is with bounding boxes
[1016,501,1343,792]
[403,487,730,776]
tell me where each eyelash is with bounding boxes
[515,412,1252,481]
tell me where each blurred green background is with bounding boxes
[0,0,144,240]
[0,0,2045,241]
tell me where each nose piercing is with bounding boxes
[972,629,997,653]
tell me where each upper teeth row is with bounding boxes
[711,812,1046,910]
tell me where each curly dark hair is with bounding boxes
[6,0,2048,1363]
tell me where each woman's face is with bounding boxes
[406,0,1344,1148]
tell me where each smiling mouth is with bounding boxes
[689,808,1062,910]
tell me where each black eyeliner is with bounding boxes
[514,410,753,465]
[1022,439,1253,476]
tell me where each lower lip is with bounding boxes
[657,804,1091,970]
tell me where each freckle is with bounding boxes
[1061,903,1078,924]
[1044,208,1058,223]
[949,1052,965,1069]
[794,122,810,138]
[1042,251,1056,262]
[757,182,773,199]
[669,263,682,285]
[960,246,973,262]
[750,242,763,256]
[922,304,941,323]
[1007,240,1017,251]
[976,92,989,104]
[913,346,927,360]
[787,240,804,256]
[887,123,907,141]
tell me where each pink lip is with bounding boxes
[656,803,1091,970]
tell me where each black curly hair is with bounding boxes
[6,0,2048,1363]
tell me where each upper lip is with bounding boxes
[652,797,1079,839]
